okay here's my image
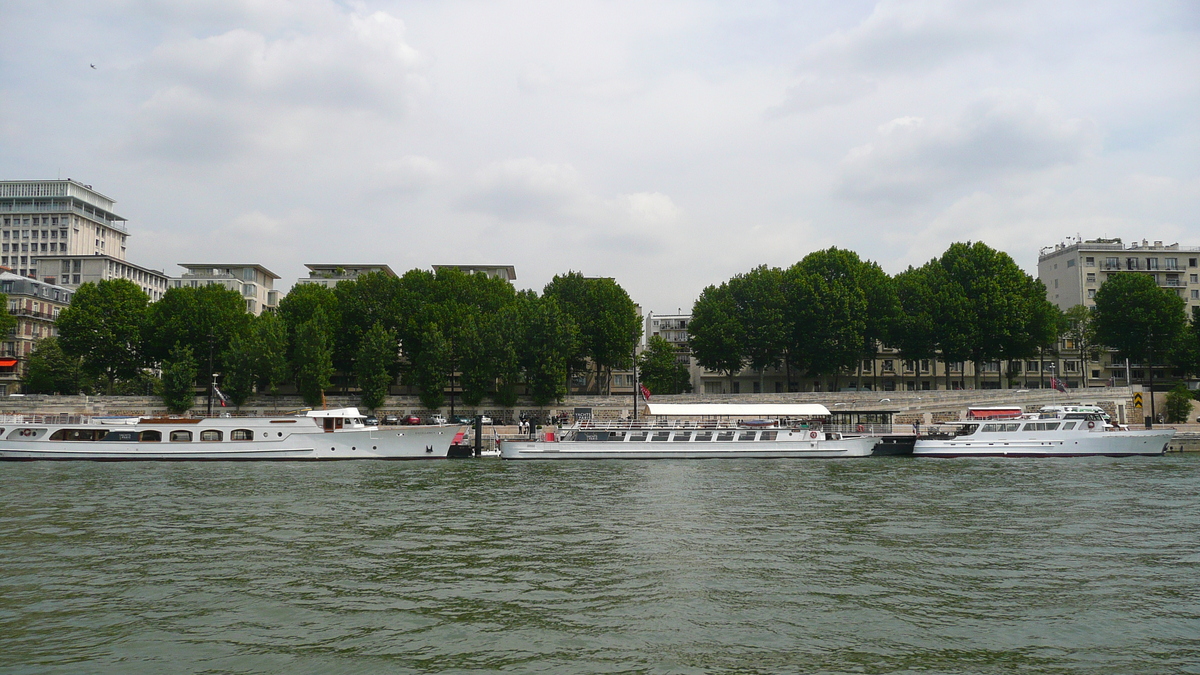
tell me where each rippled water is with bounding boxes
[2,457,1198,674]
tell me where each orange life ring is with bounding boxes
[856,424,865,433]
[21,429,31,436]
[1087,421,1095,429]
[809,431,818,439]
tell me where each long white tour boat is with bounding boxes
[499,403,878,460]
[914,408,1173,458]
[0,408,462,461]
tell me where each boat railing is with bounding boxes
[0,413,97,425]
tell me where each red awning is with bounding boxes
[0,358,17,367]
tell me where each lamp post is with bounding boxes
[207,372,218,416]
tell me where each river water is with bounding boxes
[1,456,1198,674]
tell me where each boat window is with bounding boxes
[102,430,139,442]
[716,431,735,442]
[201,430,223,442]
[628,432,647,442]
[738,431,757,441]
[170,430,192,442]
[759,431,777,441]
[139,430,162,442]
[651,431,670,442]
[608,432,626,441]
[231,429,254,441]
[50,428,102,441]
[672,432,692,441]
[694,431,713,441]
[1062,422,1076,430]
[981,423,1001,432]
[1021,422,1061,432]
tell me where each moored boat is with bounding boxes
[499,403,879,460]
[0,408,462,461]
[914,408,1172,458]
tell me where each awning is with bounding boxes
[643,403,832,417]
[0,358,17,367]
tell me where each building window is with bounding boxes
[1106,257,1119,269]
[1085,257,1094,266]
[1166,258,1178,269]
[1067,258,1076,267]
[1192,290,1198,299]
[1147,258,1159,270]
[1086,273,1096,283]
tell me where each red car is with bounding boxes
[402,415,422,425]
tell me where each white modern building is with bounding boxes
[33,254,169,301]
[172,264,281,315]
[296,264,397,288]
[432,264,516,282]
[1039,237,1200,313]
[0,179,129,278]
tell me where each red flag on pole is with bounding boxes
[639,384,651,401]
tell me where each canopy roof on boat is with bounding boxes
[305,408,363,418]
[643,403,831,417]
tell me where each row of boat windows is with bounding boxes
[978,422,1078,433]
[5,428,264,442]
[581,430,781,442]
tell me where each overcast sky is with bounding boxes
[2,0,1197,314]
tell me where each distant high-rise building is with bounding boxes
[0,180,129,278]
[1038,237,1200,313]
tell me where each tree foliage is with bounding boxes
[688,282,745,386]
[638,335,693,395]
[544,272,641,394]
[22,337,84,395]
[356,322,398,411]
[144,285,251,377]
[1093,273,1187,366]
[160,343,198,413]
[293,307,335,407]
[56,279,149,393]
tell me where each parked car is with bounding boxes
[364,416,379,427]
[402,414,422,425]
[479,415,493,425]
[428,415,447,425]
[450,415,473,425]
[382,415,399,425]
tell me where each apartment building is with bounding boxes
[0,180,129,277]
[296,264,397,288]
[172,264,281,315]
[1038,237,1200,312]
[35,254,169,302]
[0,271,73,394]
[432,264,516,281]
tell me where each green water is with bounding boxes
[1,457,1198,674]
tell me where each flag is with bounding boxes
[1051,377,1067,393]
[213,385,229,407]
[639,383,651,401]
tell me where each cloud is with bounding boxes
[127,8,423,161]
[769,75,878,116]
[835,91,1098,205]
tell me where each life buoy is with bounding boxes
[809,431,818,439]
[1087,421,1095,429]
[20,429,32,437]
[856,424,865,433]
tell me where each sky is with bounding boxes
[1,0,1197,315]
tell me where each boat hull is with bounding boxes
[0,426,460,461]
[499,437,877,460]
[913,430,1173,458]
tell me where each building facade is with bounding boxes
[172,264,281,315]
[1039,237,1200,313]
[0,180,129,278]
[431,264,516,281]
[34,254,169,302]
[296,264,397,288]
[0,271,73,394]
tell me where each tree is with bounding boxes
[1164,382,1193,424]
[278,283,340,367]
[1063,305,1098,388]
[22,337,84,395]
[0,293,16,337]
[544,272,641,395]
[784,249,868,389]
[220,332,257,408]
[161,343,198,414]
[144,285,251,377]
[638,335,693,395]
[356,322,398,411]
[893,265,941,388]
[514,291,579,406]
[56,279,149,393]
[727,266,786,391]
[1093,272,1187,404]
[688,282,745,390]
[249,312,290,400]
[293,308,335,407]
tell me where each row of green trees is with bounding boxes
[689,242,1200,390]
[22,269,643,412]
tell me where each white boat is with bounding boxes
[914,408,1173,458]
[499,403,878,460]
[0,408,463,461]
